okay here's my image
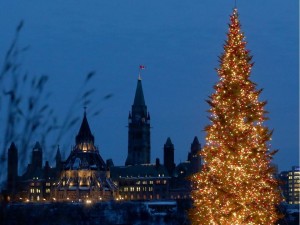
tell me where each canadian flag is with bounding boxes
[139,65,145,70]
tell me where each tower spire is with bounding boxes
[126,74,151,166]
[75,109,94,146]
[133,78,146,107]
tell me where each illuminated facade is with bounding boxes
[4,77,201,203]
[6,141,60,202]
[110,161,170,201]
[288,166,300,204]
[53,111,117,202]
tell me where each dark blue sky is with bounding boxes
[0,0,298,172]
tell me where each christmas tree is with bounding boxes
[189,8,282,225]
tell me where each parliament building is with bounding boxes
[5,77,202,203]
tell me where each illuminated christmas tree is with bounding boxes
[189,8,282,225]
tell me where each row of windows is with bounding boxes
[30,188,52,194]
[289,201,300,204]
[288,177,300,180]
[288,193,300,197]
[120,179,167,186]
[289,188,300,192]
[289,180,300,184]
[123,186,153,192]
[31,182,53,187]
[30,188,41,193]
[289,171,300,175]
[136,180,154,185]
[170,195,189,199]
[289,176,300,180]
[122,194,160,200]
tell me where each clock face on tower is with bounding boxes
[135,115,141,121]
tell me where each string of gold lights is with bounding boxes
[189,8,282,225]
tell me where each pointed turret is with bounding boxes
[191,136,201,155]
[55,145,62,170]
[7,142,18,193]
[188,136,202,173]
[164,137,175,176]
[32,141,43,169]
[75,110,95,146]
[165,137,173,147]
[55,146,61,161]
[33,141,42,151]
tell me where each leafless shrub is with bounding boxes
[0,21,113,187]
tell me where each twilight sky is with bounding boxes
[0,0,298,173]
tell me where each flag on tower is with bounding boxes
[138,65,145,80]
